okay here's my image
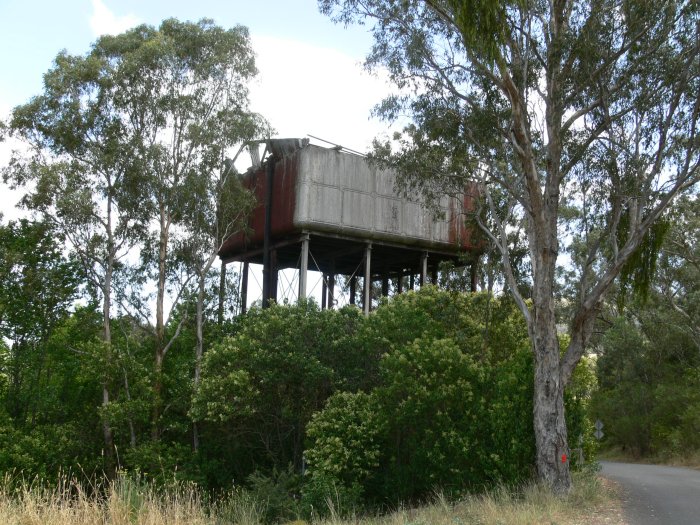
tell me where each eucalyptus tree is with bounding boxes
[77,19,264,439]
[4,51,149,465]
[654,196,700,351]
[320,0,700,492]
[181,151,261,451]
[4,18,266,444]
[591,198,700,457]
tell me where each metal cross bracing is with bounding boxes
[230,231,478,316]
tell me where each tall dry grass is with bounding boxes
[0,472,265,525]
[0,469,611,525]
[314,470,610,525]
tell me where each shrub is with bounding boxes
[303,391,383,513]
[304,291,544,505]
[191,301,375,486]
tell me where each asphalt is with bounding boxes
[600,461,700,525]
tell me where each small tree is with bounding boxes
[89,19,266,438]
[4,18,268,446]
[183,155,259,451]
[0,220,81,425]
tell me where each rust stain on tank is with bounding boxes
[221,151,299,253]
[448,181,480,250]
[220,141,483,261]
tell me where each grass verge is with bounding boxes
[315,470,621,525]
[598,447,700,470]
[0,468,620,525]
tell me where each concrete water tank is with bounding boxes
[219,139,481,311]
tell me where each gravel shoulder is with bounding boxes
[567,477,628,525]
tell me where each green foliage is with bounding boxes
[0,421,104,483]
[0,222,106,479]
[183,289,592,512]
[590,319,651,456]
[448,0,522,63]
[0,220,86,430]
[305,392,383,488]
[121,441,203,486]
[0,220,80,347]
[617,218,670,307]
[4,16,269,450]
[303,391,382,513]
[304,289,589,507]
[377,336,499,496]
[564,355,599,466]
[591,197,700,460]
[591,315,700,458]
[321,0,700,493]
[0,267,596,515]
[191,301,374,485]
[246,466,303,524]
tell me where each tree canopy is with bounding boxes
[319,0,700,492]
[3,17,268,465]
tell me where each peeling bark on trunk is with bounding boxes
[529,218,572,492]
[532,316,571,493]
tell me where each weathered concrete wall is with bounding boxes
[294,145,474,250]
[219,142,478,260]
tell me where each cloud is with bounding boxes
[250,35,399,153]
[89,0,140,37]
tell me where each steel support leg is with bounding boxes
[241,261,249,315]
[299,234,309,300]
[364,243,372,316]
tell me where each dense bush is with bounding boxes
[303,391,383,511]
[190,300,376,487]
[0,287,594,521]
[303,289,592,512]
[591,316,700,458]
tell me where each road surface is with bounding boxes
[600,461,700,525]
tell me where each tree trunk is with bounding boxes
[152,205,168,441]
[102,196,116,475]
[530,228,571,492]
[218,260,226,325]
[532,326,571,493]
[99,321,115,475]
[193,272,205,451]
[193,253,217,451]
[123,367,137,447]
[152,349,163,440]
[528,181,571,492]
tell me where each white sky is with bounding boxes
[0,0,397,308]
[0,0,392,149]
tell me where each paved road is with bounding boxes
[600,461,700,525]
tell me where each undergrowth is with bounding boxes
[0,467,612,525]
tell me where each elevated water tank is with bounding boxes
[219,139,481,312]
